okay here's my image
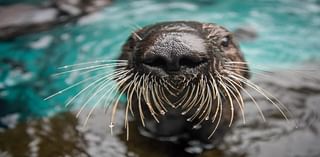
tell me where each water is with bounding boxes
[1,0,319,116]
[0,0,320,156]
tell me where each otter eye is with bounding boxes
[221,36,230,47]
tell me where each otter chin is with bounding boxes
[116,21,250,146]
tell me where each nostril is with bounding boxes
[179,56,208,68]
[142,55,208,71]
[143,56,167,68]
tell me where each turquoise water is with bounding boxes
[0,0,319,118]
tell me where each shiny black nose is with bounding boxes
[143,54,208,72]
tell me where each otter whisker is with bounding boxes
[155,81,172,111]
[142,73,160,123]
[83,77,122,126]
[65,69,132,108]
[224,65,274,79]
[216,71,235,127]
[209,86,223,139]
[150,77,168,114]
[226,61,319,73]
[124,73,138,127]
[77,77,111,119]
[132,32,142,41]
[174,85,191,108]
[194,78,213,126]
[137,74,146,127]
[69,63,128,77]
[102,69,133,111]
[44,72,109,100]
[226,64,311,120]
[222,76,246,124]
[177,84,199,108]
[193,85,212,128]
[226,60,307,67]
[86,82,119,125]
[102,84,120,110]
[45,66,128,101]
[129,75,141,117]
[162,81,179,97]
[147,78,159,113]
[229,65,320,84]
[148,78,165,115]
[222,75,245,109]
[129,24,143,41]
[181,78,203,116]
[221,76,246,124]
[158,79,173,107]
[125,73,140,140]
[202,81,213,121]
[57,60,128,69]
[225,75,266,121]
[209,74,220,124]
[77,70,132,118]
[110,73,135,134]
[191,76,206,109]
[53,62,128,77]
[224,63,271,74]
[247,81,296,123]
[166,80,183,92]
[188,75,209,122]
[228,71,290,121]
[188,85,205,121]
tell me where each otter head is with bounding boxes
[117,21,249,142]
[120,21,249,82]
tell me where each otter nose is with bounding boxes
[143,53,207,72]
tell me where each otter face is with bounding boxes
[117,21,250,141]
[120,21,249,81]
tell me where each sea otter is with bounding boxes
[116,21,250,147]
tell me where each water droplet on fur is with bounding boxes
[109,122,115,128]
[160,110,165,115]
[192,125,201,129]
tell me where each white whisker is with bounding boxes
[53,62,128,77]
[58,60,128,69]
[228,70,290,121]
[65,69,131,108]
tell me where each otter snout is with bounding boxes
[138,32,210,76]
[142,51,208,72]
